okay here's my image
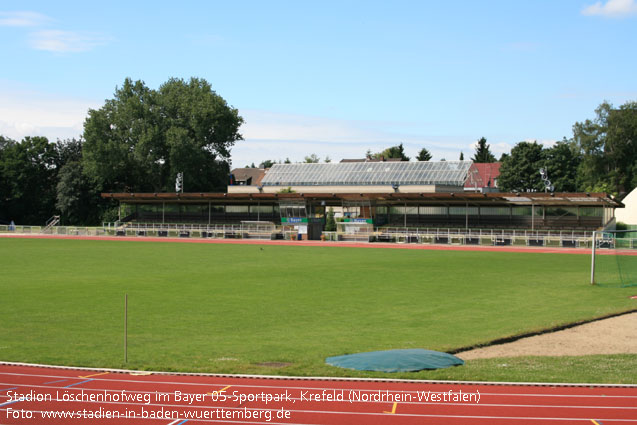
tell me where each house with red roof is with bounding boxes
[464,162,501,193]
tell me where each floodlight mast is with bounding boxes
[539,168,553,193]
[175,172,184,193]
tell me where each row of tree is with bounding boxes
[499,101,637,194]
[253,139,489,167]
[0,75,635,226]
[0,77,243,225]
[258,101,635,195]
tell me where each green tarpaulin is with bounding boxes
[326,349,464,372]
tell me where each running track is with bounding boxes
[1,363,636,425]
[4,233,633,255]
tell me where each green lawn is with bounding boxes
[0,238,635,383]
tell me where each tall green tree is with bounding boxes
[472,137,496,163]
[83,77,243,195]
[56,160,101,225]
[416,148,432,161]
[54,138,102,225]
[543,140,580,192]
[373,143,410,161]
[497,141,544,192]
[0,136,59,224]
[573,102,611,193]
[573,101,637,195]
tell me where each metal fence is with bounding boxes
[374,227,595,248]
[2,222,630,249]
[102,222,277,240]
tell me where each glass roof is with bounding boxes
[261,161,473,187]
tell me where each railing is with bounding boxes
[0,225,107,236]
[41,215,60,234]
[3,222,631,249]
[102,222,278,240]
[374,227,596,248]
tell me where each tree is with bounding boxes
[573,102,611,193]
[543,140,580,192]
[325,207,336,231]
[54,138,102,225]
[83,77,243,196]
[259,159,275,168]
[416,148,432,161]
[372,143,409,161]
[572,101,637,195]
[497,141,544,192]
[572,102,637,195]
[0,136,59,224]
[56,160,100,225]
[304,153,320,163]
[324,156,331,163]
[459,152,464,161]
[472,137,496,163]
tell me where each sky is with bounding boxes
[1,0,636,167]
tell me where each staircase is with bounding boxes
[41,215,60,234]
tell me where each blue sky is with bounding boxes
[1,0,636,167]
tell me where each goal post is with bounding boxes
[591,229,637,287]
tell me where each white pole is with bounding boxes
[125,294,128,362]
[590,231,597,285]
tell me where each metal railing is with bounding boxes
[374,227,596,247]
[4,222,632,249]
[102,222,278,240]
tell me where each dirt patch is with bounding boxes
[458,312,637,360]
[254,362,292,368]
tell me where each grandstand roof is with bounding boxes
[259,161,472,187]
[102,191,622,207]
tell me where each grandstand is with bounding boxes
[100,161,621,244]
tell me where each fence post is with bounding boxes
[125,294,128,363]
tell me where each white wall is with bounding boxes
[615,188,637,225]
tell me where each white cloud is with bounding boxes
[0,11,110,53]
[0,11,51,27]
[241,110,396,143]
[0,83,98,141]
[232,109,473,166]
[582,0,637,17]
[28,30,110,53]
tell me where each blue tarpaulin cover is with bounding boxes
[326,349,464,372]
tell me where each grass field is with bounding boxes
[1,238,635,383]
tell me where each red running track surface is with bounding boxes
[1,363,636,424]
[3,233,632,256]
